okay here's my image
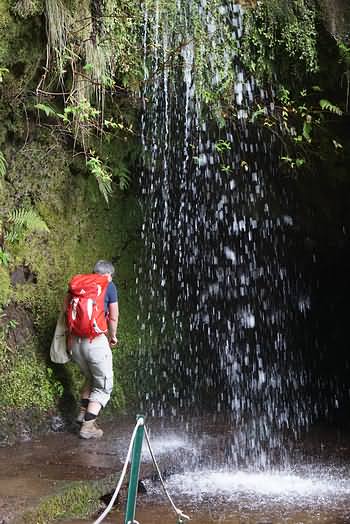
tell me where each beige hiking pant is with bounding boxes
[71,334,113,407]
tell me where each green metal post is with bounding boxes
[124,414,145,524]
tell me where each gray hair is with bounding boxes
[93,260,115,275]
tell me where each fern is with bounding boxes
[5,208,49,244]
[338,42,350,68]
[319,99,343,115]
[0,67,9,83]
[250,106,266,123]
[87,155,113,203]
[0,151,7,177]
[116,165,131,191]
[4,229,20,244]
[0,248,10,267]
[35,103,59,118]
[8,208,49,231]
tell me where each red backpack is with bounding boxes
[66,273,110,340]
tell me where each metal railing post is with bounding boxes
[124,414,145,524]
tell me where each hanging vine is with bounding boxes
[240,0,319,82]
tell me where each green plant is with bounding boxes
[0,355,63,410]
[23,482,100,523]
[281,156,305,169]
[115,164,131,191]
[0,67,9,83]
[0,248,10,267]
[5,208,49,244]
[220,164,233,173]
[250,105,267,123]
[0,152,7,177]
[86,154,113,203]
[7,319,18,331]
[40,0,143,109]
[0,318,18,339]
[62,99,100,125]
[319,99,343,115]
[10,0,44,18]
[35,103,59,118]
[250,85,344,170]
[214,139,231,153]
[240,0,318,83]
[46,367,64,397]
[0,267,11,306]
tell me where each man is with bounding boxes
[67,260,118,439]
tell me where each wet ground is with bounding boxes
[1,414,350,524]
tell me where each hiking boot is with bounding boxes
[76,407,86,424]
[79,419,103,439]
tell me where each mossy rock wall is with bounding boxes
[0,1,141,438]
[0,128,141,428]
[0,131,141,433]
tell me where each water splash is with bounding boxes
[138,0,311,467]
[163,469,350,503]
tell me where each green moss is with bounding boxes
[0,352,63,410]
[0,0,141,425]
[0,0,43,97]
[22,482,101,523]
[0,1,13,65]
[0,124,141,416]
[10,0,44,18]
[240,0,319,84]
[0,265,11,306]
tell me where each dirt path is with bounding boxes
[0,416,136,523]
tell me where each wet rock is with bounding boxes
[100,480,147,507]
[138,479,147,493]
[0,409,58,446]
[0,433,10,447]
[10,265,37,286]
[18,427,32,442]
[50,415,65,432]
[0,303,35,349]
[100,490,120,507]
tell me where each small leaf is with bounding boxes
[240,160,249,172]
[83,63,94,72]
[332,140,343,150]
[302,121,312,142]
[250,106,266,123]
[0,67,9,83]
[319,99,343,115]
[0,151,7,177]
[35,103,58,118]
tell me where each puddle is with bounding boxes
[1,415,350,524]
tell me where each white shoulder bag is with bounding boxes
[50,310,70,364]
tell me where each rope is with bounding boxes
[144,426,190,522]
[92,417,145,524]
[93,417,190,524]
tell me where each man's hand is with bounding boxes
[109,335,118,347]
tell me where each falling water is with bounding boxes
[138,0,312,467]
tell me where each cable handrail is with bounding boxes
[93,417,144,524]
[144,425,190,523]
[92,416,190,524]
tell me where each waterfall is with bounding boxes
[138,0,311,468]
